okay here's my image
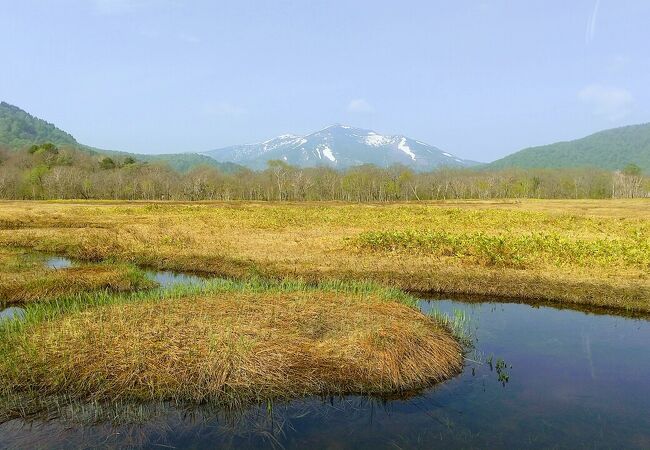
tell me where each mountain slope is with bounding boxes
[489,123,650,172]
[95,148,244,173]
[0,102,241,172]
[0,101,78,148]
[204,125,478,170]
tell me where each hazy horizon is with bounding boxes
[2,0,649,161]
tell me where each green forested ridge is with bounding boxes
[490,123,650,172]
[0,102,239,172]
[0,102,78,148]
[94,148,243,173]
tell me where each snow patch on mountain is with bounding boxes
[364,132,394,147]
[397,138,416,161]
[320,144,336,162]
[203,124,477,170]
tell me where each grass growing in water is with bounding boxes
[0,248,155,305]
[0,277,464,422]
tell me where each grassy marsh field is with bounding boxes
[0,198,648,427]
[0,199,648,311]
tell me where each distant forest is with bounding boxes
[0,143,647,201]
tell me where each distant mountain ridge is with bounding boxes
[4,101,649,174]
[489,122,650,172]
[0,101,240,172]
[203,125,479,170]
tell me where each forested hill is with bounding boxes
[489,123,650,172]
[0,101,78,148]
[96,148,244,173]
[0,102,240,172]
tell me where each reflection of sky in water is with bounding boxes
[1,299,648,449]
[145,270,206,288]
[0,255,74,324]
[45,257,73,269]
[44,256,208,288]
[0,307,25,323]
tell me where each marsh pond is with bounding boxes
[1,259,649,449]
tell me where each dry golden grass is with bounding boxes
[0,199,648,311]
[0,286,462,416]
[0,248,154,305]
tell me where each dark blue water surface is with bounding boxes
[1,299,649,449]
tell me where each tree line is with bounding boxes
[0,143,648,201]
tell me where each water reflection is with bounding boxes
[1,299,648,449]
[0,306,25,323]
[144,270,207,288]
[44,256,74,269]
[43,254,207,288]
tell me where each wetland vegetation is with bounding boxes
[0,248,153,304]
[0,199,647,311]
[0,199,648,448]
[0,276,463,423]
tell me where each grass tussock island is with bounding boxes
[0,199,648,312]
[0,279,463,420]
[0,248,154,305]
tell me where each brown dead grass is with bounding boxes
[0,199,648,312]
[0,266,153,304]
[0,248,154,305]
[0,290,463,408]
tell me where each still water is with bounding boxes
[0,259,206,322]
[1,296,648,449]
[144,269,207,288]
[0,256,74,322]
[0,307,25,323]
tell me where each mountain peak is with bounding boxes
[203,125,477,171]
[312,124,354,134]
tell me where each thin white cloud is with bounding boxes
[347,99,374,113]
[204,102,247,117]
[585,0,600,44]
[578,84,633,121]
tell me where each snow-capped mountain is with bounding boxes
[203,125,478,170]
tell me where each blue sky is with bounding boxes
[1,0,649,162]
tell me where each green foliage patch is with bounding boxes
[353,229,650,269]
